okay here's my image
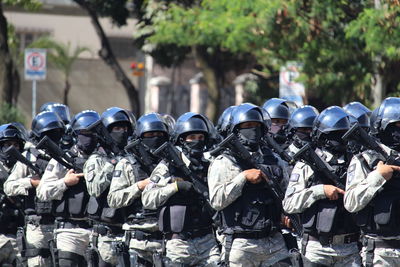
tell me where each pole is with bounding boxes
[32,80,37,118]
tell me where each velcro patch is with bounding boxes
[289,173,300,182]
[46,164,54,172]
[150,176,160,183]
[87,164,95,172]
[113,170,122,177]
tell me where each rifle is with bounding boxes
[210,133,303,236]
[292,143,346,190]
[87,120,121,155]
[342,123,400,165]
[36,136,80,171]
[125,139,154,169]
[263,134,295,165]
[4,146,42,175]
[153,142,215,215]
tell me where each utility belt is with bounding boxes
[128,229,163,241]
[25,214,54,226]
[55,219,91,229]
[362,237,400,249]
[93,223,124,236]
[231,229,278,240]
[304,232,359,246]
[165,227,213,240]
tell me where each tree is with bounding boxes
[0,0,40,106]
[72,0,141,116]
[29,37,91,106]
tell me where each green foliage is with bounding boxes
[3,0,41,10]
[28,37,91,78]
[0,103,25,125]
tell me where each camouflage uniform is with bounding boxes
[207,151,289,267]
[83,150,120,265]
[283,149,361,267]
[108,156,163,265]
[36,150,91,265]
[4,149,53,267]
[344,144,400,266]
[142,154,220,267]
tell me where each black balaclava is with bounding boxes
[43,129,63,143]
[323,131,347,155]
[181,134,206,158]
[142,135,168,152]
[76,133,97,154]
[109,122,130,150]
[293,130,312,148]
[270,123,287,145]
[381,123,400,151]
[237,126,262,152]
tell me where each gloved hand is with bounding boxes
[176,181,193,192]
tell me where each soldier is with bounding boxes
[216,106,236,139]
[262,98,292,146]
[107,112,170,266]
[283,106,361,267]
[84,107,134,267]
[4,111,65,267]
[142,112,220,267]
[0,123,26,266]
[36,110,100,267]
[344,97,400,266]
[208,103,290,267]
[286,105,319,156]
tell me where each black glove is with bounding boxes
[176,181,193,192]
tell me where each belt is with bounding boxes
[166,228,212,240]
[232,229,277,239]
[308,233,359,245]
[130,230,163,241]
[363,238,400,249]
[56,220,90,229]
[93,224,124,236]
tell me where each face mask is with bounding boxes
[381,124,400,150]
[110,131,128,149]
[324,132,347,154]
[0,145,17,168]
[293,132,311,148]
[142,136,167,151]
[77,134,97,154]
[44,130,63,143]
[237,127,262,152]
[183,140,205,157]
[270,124,283,134]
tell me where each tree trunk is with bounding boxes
[192,46,220,122]
[0,1,18,105]
[63,78,70,106]
[73,0,140,117]
[372,0,385,108]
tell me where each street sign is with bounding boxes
[24,49,47,80]
[279,62,305,106]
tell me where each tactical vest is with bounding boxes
[356,153,400,237]
[53,151,90,220]
[158,158,212,233]
[220,151,281,234]
[25,148,53,216]
[302,154,358,237]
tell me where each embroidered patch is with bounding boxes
[113,170,122,177]
[87,164,95,172]
[46,164,54,172]
[347,164,356,185]
[289,173,300,182]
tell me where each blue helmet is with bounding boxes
[312,106,351,141]
[343,102,371,128]
[159,113,176,134]
[45,103,71,124]
[39,102,58,112]
[0,123,26,148]
[101,107,133,134]
[172,112,209,145]
[371,97,400,135]
[229,103,265,133]
[31,111,65,138]
[288,105,319,131]
[70,110,100,133]
[217,106,236,137]
[262,98,290,120]
[136,113,169,137]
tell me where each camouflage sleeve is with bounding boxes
[83,153,114,197]
[4,161,33,196]
[36,159,68,201]
[141,161,177,210]
[344,154,386,213]
[207,155,247,211]
[283,162,326,214]
[107,159,142,208]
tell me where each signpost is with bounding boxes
[279,62,305,106]
[24,49,47,118]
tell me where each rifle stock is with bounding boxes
[264,134,295,165]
